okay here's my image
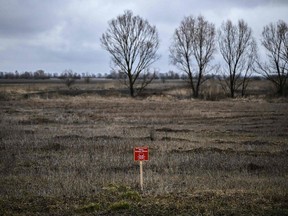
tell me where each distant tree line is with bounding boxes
[0,70,52,79]
[0,70,84,80]
[0,69,183,80]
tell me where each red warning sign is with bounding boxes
[134,147,149,161]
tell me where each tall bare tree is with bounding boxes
[257,20,288,96]
[218,19,257,98]
[101,10,160,97]
[169,15,216,98]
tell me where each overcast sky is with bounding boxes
[0,0,287,75]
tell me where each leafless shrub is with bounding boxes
[60,69,77,89]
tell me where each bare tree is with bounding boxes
[257,20,288,96]
[218,19,257,98]
[170,15,216,98]
[100,10,160,97]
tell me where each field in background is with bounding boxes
[0,78,275,100]
[0,80,288,215]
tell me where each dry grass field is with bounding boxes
[0,79,288,215]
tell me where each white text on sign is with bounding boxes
[134,147,149,161]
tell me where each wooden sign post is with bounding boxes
[134,147,149,191]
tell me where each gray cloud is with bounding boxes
[0,0,66,37]
[0,0,287,74]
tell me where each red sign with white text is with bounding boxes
[134,147,149,161]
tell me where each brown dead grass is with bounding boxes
[0,81,288,215]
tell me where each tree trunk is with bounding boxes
[194,69,203,98]
[277,84,284,96]
[230,77,235,98]
[230,89,235,98]
[193,89,199,98]
[129,80,134,97]
[188,73,196,98]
